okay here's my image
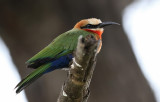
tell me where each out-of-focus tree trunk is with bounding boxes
[0,0,156,102]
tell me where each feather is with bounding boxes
[15,28,97,93]
[26,29,95,69]
[15,63,51,93]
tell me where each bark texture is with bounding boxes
[57,35,99,102]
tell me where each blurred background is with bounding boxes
[0,0,159,102]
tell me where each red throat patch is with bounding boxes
[84,29,103,39]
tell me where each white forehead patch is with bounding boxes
[87,18,102,25]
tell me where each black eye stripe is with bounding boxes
[81,24,100,29]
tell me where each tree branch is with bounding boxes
[57,35,100,102]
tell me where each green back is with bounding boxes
[27,28,95,64]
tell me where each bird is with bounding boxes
[15,18,119,93]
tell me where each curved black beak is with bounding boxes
[98,21,120,28]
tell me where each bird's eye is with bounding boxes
[81,24,100,29]
[81,24,94,29]
[85,24,92,28]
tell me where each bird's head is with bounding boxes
[74,18,119,39]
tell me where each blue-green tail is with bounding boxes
[15,63,51,93]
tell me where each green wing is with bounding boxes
[15,29,94,93]
[26,28,94,68]
[15,28,95,93]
